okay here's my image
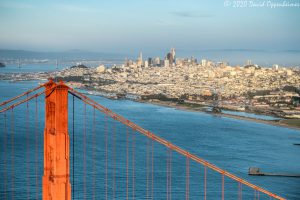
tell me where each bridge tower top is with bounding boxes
[42,80,71,200]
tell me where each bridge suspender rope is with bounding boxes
[35,96,39,200]
[240,182,243,200]
[166,148,172,200]
[126,126,129,200]
[105,114,108,200]
[132,129,136,200]
[151,138,154,200]
[26,95,29,200]
[92,106,96,200]
[0,80,287,200]
[68,86,286,200]
[186,156,190,200]
[72,95,75,200]
[113,119,116,200]
[83,103,86,200]
[166,149,169,200]
[204,166,207,200]
[169,149,172,200]
[222,174,225,200]
[3,112,7,200]
[11,108,14,200]
[146,137,149,200]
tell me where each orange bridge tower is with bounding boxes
[42,80,71,200]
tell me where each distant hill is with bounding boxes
[0,49,127,60]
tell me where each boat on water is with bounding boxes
[0,62,5,67]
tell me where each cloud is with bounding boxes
[170,11,213,18]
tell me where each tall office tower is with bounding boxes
[246,59,252,66]
[144,60,149,68]
[137,52,143,67]
[167,52,173,66]
[148,57,153,67]
[169,48,176,66]
[201,59,207,67]
[170,48,176,60]
[139,52,143,62]
[164,59,170,67]
[154,57,161,66]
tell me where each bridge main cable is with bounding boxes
[68,86,285,200]
[0,84,44,107]
[0,84,59,113]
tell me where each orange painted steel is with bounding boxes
[68,86,286,200]
[0,85,58,113]
[0,80,287,200]
[0,84,44,107]
[42,79,71,200]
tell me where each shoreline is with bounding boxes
[3,80,300,131]
[139,99,300,131]
[75,86,300,131]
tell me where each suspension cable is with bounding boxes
[72,95,75,200]
[68,87,286,200]
[151,138,154,200]
[11,108,14,200]
[204,166,207,200]
[166,149,169,200]
[132,130,136,200]
[113,119,116,200]
[92,106,96,200]
[186,156,190,200]
[126,126,129,200]
[166,148,172,200]
[0,84,44,107]
[35,96,38,200]
[169,149,172,200]
[105,115,108,200]
[83,103,86,200]
[4,112,7,200]
[222,174,225,200]
[146,137,149,200]
[238,182,242,200]
[26,95,29,200]
[0,85,58,113]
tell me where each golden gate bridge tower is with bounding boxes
[0,79,286,200]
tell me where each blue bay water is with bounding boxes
[0,60,124,74]
[0,80,300,199]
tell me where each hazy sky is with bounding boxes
[0,0,299,54]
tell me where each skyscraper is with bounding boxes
[166,48,176,66]
[137,52,143,67]
[139,52,143,62]
[170,48,176,61]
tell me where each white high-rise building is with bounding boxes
[139,52,143,62]
[170,48,176,60]
[246,59,252,66]
[164,59,169,67]
[137,52,143,67]
[201,59,207,67]
[144,60,148,68]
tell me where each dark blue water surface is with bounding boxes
[0,80,300,200]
